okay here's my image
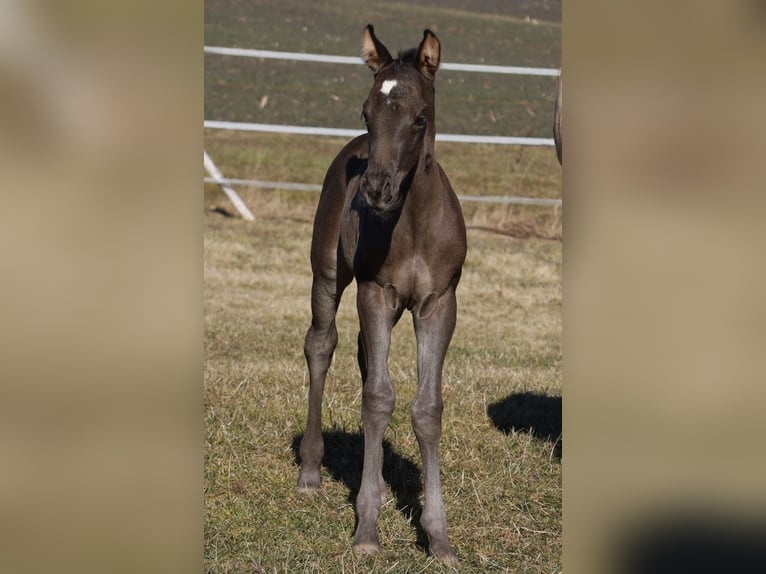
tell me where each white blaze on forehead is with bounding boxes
[380,79,398,96]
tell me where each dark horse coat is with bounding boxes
[297,25,466,565]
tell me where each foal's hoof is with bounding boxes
[296,469,322,493]
[435,552,458,567]
[352,541,380,557]
[296,484,321,494]
[430,542,459,566]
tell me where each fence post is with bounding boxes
[203,150,255,221]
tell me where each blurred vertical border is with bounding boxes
[0,1,202,573]
[564,1,766,573]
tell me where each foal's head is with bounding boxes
[359,25,441,212]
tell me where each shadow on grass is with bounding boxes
[291,429,429,551]
[487,391,562,458]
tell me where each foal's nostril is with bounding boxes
[361,170,396,208]
[361,174,375,197]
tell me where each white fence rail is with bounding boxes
[204,46,560,77]
[204,120,555,147]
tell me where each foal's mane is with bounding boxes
[397,47,418,64]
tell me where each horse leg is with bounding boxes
[411,287,458,565]
[353,282,402,554]
[297,269,349,491]
[356,329,368,382]
[357,329,389,503]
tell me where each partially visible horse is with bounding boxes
[553,71,562,164]
[296,25,466,565]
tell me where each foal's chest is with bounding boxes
[340,189,465,306]
[362,228,463,313]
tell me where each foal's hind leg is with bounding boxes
[297,269,350,491]
[411,288,459,565]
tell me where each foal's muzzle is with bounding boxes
[360,170,399,212]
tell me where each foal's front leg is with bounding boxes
[412,287,459,565]
[353,281,402,554]
[297,271,347,492]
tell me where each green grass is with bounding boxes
[205,2,561,572]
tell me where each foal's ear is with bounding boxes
[362,24,393,74]
[416,29,441,79]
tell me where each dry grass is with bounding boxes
[204,195,561,572]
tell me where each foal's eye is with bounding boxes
[414,115,427,128]
[361,111,369,125]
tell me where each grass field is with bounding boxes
[205,2,561,572]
